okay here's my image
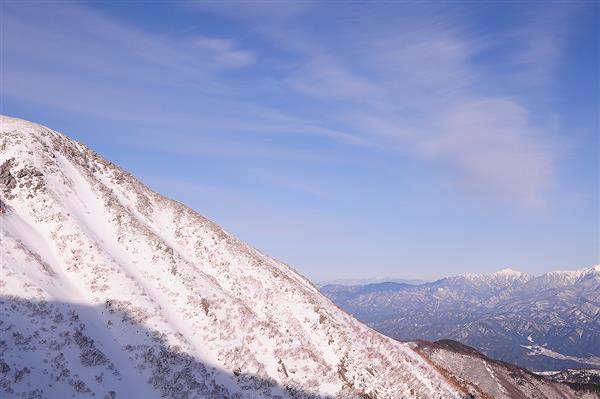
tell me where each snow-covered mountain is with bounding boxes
[0,115,595,398]
[322,265,600,372]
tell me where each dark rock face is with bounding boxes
[544,369,600,393]
[0,158,17,195]
[0,157,45,200]
[321,267,600,371]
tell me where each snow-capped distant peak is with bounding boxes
[458,268,531,285]
[492,268,524,277]
[539,265,599,282]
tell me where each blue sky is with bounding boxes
[2,1,598,281]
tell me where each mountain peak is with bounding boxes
[459,268,530,283]
[492,267,526,277]
[1,114,48,136]
[537,264,599,283]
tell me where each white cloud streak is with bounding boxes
[222,2,573,207]
[3,1,580,207]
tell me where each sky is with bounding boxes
[2,0,598,281]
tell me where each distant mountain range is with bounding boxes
[317,277,429,286]
[321,266,600,371]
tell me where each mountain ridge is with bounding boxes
[321,265,600,372]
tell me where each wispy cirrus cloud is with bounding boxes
[187,0,315,20]
[2,3,253,92]
[209,2,572,207]
[420,99,553,206]
[193,36,255,68]
[2,1,365,163]
[3,1,582,208]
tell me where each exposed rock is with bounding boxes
[0,158,17,195]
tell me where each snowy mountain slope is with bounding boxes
[0,115,468,398]
[413,340,598,399]
[0,115,594,399]
[321,265,600,371]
